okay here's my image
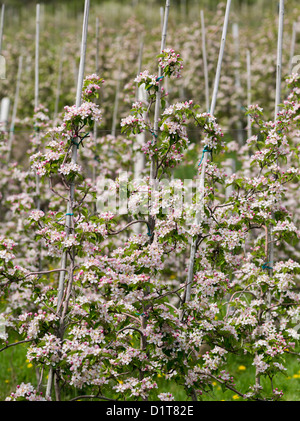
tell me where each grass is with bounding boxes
[1,340,299,401]
[0,340,36,400]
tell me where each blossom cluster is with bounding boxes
[134,70,160,94]
[5,383,49,401]
[82,74,105,101]
[158,48,183,78]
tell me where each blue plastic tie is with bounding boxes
[57,212,74,222]
[71,132,90,149]
[198,146,212,166]
[262,262,273,270]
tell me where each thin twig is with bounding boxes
[108,219,150,235]
[69,394,115,401]
[0,339,33,353]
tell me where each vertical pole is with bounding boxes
[137,37,144,82]
[182,0,232,314]
[0,97,9,132]
[111,37,122,138]
[200,10,210,113]
[256,2,284,390]
[275,0,284,122]
[7,55,23,161]
[47,0,90,401]
[134,39,146,180]
[53,45,65,123]
[151,0,170,181]
[232,22,243,145]
[75,1,89,110]
[57,0,89,309]
[180,0,187,20]
[159,6,169,106]
[160,6,164,33]
[111,69,121,138]
[133,85,147,235]
[289,22,297,74]
[35,4,40,111]
[35,4,41,211]
[95,16,100,75]
[0,4,5,55]
[134,90,146,181]
[210,0,231,116]
[268,0,284,308]
[133,38,146,223]
[34,7,42,392]
[93,16,100,178]
[246,49,252,139]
